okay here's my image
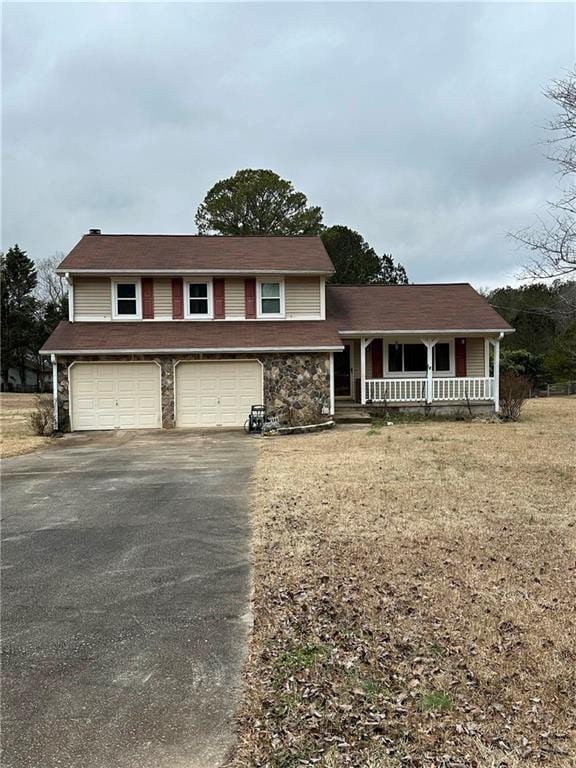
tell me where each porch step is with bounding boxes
[334,405,372,425]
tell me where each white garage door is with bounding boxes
[70,363,161,431]
[176,361,262,428]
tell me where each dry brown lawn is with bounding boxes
[234,398,576,768]
[0,393,52,458]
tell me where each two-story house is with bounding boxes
[40,231,513,431]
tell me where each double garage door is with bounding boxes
[69,361,262,431]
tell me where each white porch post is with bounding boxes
[329,352,335,416]
[51,354,59,432]
[421,338,437,404]
[492,334,502,413]
[360,338,367,404]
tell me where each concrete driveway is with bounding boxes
[1,430,256,768]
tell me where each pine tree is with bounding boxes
[1,245,38,390]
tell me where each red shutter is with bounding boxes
[371,339,383,378]
[172,278,184,319]
[245,278,256,319]
[142,277,154,319]
[455,337,467,376]
[213,278,225,319]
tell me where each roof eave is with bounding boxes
[56,268,335,276]
[338,328,515,335]
[40,344,344,356]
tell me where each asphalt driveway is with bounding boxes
[1,430,256,768]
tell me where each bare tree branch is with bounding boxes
[35,253,67,305]
[511,67,576,279]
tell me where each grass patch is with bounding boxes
[234,398,576,767]
[420,690,453,712]
[276,644,327,674]
[0,393,52,458]
[427,642,447,658]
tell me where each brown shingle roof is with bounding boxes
[326,284,513,333]
[40,320,343,354]
[57,234,335,274]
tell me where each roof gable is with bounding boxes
[57,234,335,274]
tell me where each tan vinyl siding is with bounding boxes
[74,278,111,320]
[285,277,321,318]
[154,278,172,318]
[225,279,245,318]
[466,337,485,376]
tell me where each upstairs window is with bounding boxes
[259,281,283,317]
[186,282,211,318]
[113,281,140,319]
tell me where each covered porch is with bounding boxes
[333,334,503,412]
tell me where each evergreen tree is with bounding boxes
[1,245,38,389]
[196,169,323,236]
[322,225,408,284]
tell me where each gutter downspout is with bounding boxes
[492,332,504,414]
[65,273,74,322]
[329,352,335,416]
[51,354,59,432]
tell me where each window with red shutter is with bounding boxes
[172,278,184,319]
[371,339,383,378]
[455,338,467,376]
[142,278,154,319]
[213,278,225,319]
[245,278,256,319]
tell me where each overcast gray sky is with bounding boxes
[2,2,574,287]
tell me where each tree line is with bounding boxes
[485,281,576,385]
[1,248,67,391]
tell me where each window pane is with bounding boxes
[117,283,136,299]
[262,298,281,314]
[434,343,450,372]
[261,282,280,298]
[189,298,208,314]
[404,344,427,371]
[388,344,403,372]
[189,283,208,299]
[117,299,137,315]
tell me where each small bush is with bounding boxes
[499,372,530,422]
[29,396,54,436]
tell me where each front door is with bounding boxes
[334,344,352,396]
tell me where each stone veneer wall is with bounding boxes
[56,352,331,431]
[262,353,330,423]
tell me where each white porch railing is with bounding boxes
[433,377,494,401]
[365,377,494,403]
[367,378,427,402]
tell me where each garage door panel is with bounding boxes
[70,363,161,431]
[92,399,116,412]
[176,361,262,428]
